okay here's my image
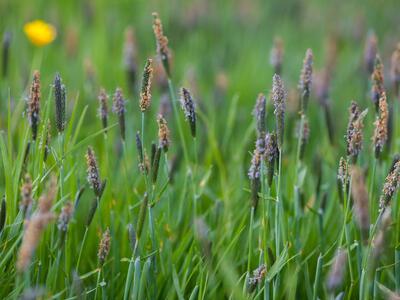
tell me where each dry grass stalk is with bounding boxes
[17,177,57,272]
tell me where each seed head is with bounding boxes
[98,228,111,266]
[98,88,108,131]
[270,37,283,75]
[28,70,40,140]
[246,264,267,293]
[298,49,313,111]
[139,58,153,112]
[112,87,126,140]
[253,93,266,137]
[86,147,102,197]
[152,12,171,77]
[371,54,385,110]
[157,114,170,152]
[53,73,66,133]
[346,101,367,163]
[364,31,378,75]
[272,74,286,149]
[380,161,400,209]
[57,201,73,232]
[372,92,388,157]
[180,87,197,138]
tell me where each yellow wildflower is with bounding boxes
[24,20,56,47]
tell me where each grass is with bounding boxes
[1,0,400,299]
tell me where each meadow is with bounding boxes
[1,0,400,299]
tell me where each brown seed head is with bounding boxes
[152,12,171,76]
[28,70,41,140]
[372,92,388,157]
[98,228,111,266]
[346,101,367,162]
[139,58,153,112]
[157,114,170,152]
[17,178,56,272]
[86,147,102,197]
[17,211,54,272]
[380,161,400,209]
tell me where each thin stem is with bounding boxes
[58,133,65,200]
[94,268,101,300]
[76,226,89,272]
[123,239,139,300]
[247,206,255,274]
[275,148,282,257]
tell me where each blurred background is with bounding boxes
[1,0,399,101]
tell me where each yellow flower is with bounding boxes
[24,20,56,47]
